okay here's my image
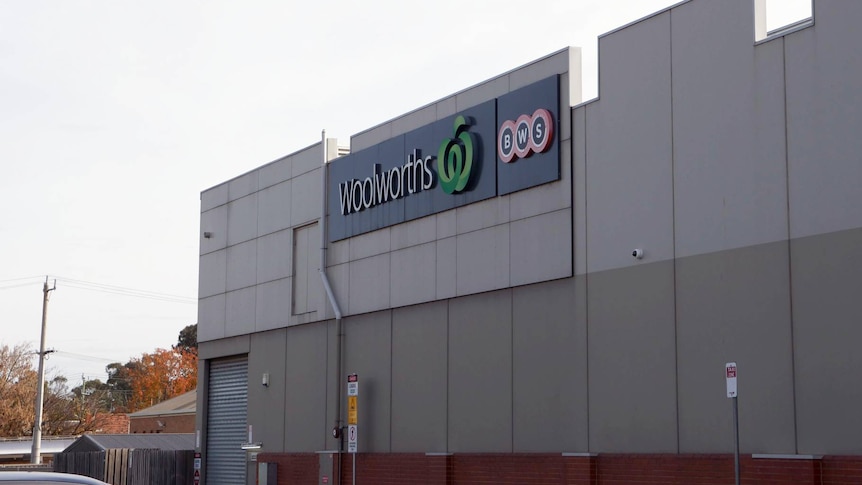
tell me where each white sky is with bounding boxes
[0,0,811,384]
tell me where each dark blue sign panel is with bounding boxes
[327,75,560,242]
[496,75,560,195]
[328,100,497,242]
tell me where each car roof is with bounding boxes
[0,471,109,484]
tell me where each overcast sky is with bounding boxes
[0,0,810,384]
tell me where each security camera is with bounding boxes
[632,249,644,260]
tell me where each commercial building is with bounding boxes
[196,1,862,483]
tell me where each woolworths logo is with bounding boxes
[437,115,475,194]
[337,116,478,215]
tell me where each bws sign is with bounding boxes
[328,75,560,242]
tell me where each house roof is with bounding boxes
[0,437,77,458]
[128,390,196,418]
[62,433,195,453]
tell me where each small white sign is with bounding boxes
[347,424,358,453]
[726,362,738,398]
[347,382,358,396]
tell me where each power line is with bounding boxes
[0,275,45,284]
[52,276,196,304]
[52,350,123,363]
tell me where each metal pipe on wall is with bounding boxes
[319,130,345,484]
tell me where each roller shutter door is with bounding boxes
[206,358,248,485]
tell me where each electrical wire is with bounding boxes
[52,350,123,363]
[52,276,196,304]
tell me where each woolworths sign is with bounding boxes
[327,75,560,242]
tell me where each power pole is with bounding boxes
[31,277,56,465]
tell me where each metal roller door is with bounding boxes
[206,358,248,485]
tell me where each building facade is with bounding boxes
[196,1,862,484]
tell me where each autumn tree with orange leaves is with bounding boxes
[125,346,197,412]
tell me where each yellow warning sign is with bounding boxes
[347,395,358,425]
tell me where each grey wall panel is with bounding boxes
[671,0,788,258]
[350,121,393,154]
[391,104,436,141]
[343,312,393,452]
[291,169,321,227]
[290,142,324,178]
[201,183,228,212]
[455,74,509,112]
[227,194,258,247]
[435,237,456,300]
[676,242,794,454]
[349,228,391,261]
[435,95,457,121]
[257,155,291,191]
[455,197,510,236]
[199,249,227,298]
[510,209,572,287]
[573,106,587,276]
[200,204,228,255]
[226,240,257,292]
[257,181,292,237]
[390,216,437,251]
[198,294,226,342]
[225,287,256,338]
[786,1,862,239]
[390,242,436,308]
[348,253,390,315]
[256,229,292,285]
[391,302,448,452]
[455,224,510,296]
[587,12,674,273]
[792,227,862,454]
[284,322,329,452]
[436,210,456,240]
[509,48,571,94]
[248,330,288,453]
[328,239,350,266]
[448,290,513,452]
[255,278,291,332]
[229,171,259,202]
[199,335,250,360]
[588,261,677,453]
[512,278,586,452]
[508,139,571,223]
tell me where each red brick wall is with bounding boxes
[822,456,862,485]
[255,452,862,485]
[257,452,319,485]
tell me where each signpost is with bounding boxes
[726,362,739,485]
[347,374,359,485]
[193,452,201,485]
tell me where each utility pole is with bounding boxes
[31,277,56,464]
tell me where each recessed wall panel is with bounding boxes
[588,262,677,453]
[448,290,513,452]
[391,302,448,452]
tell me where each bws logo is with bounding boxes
[437,115,476,194]
[497,108,554,163]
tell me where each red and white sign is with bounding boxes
[726,362,738,398]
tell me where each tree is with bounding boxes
[0,343,38,436]
[125,347,197,412]
[177,324,197,353]
[0,343,113,437]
